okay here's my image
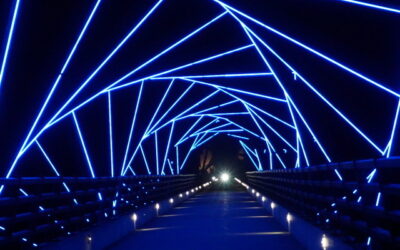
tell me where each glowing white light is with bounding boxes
[286,213,293,222]
[220,172,230,182]
[252,189,255,194]
[262,196,266,202]
[321,234,329,249]
[169,198,174,204]
[186,191,189,195]
[132,213,137,222]
[256,192,260,197]
[87,236,92,242]
[179,193,183,198]
[155,203,160,210]
[271,202,276,209]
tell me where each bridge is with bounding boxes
[0,0,399,249]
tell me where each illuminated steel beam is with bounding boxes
[339,0,400,14]
[0,0,21,88]
[161,122,175,175]
[72,112,95,178]
[155,72,272,79]
[108,91,114,177]
[121,82,144,173]
[140,145,151,174]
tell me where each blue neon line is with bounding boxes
[172,90,220,121]
[176,116,204,145]
[227,134,249,140]
[179,78,286,102]
[239,140,259,170]
[287,96,331,162]
[200,112,249,116]
[36,141,60,176]
[155,72,272,79]
[194,131,210,147]
[155,131,159,175]
[267,143,273,170]
[110,44,253,91]
[72,112,95,178]
[241,141,257,157]
[248,107,297,151]
[108,91,114,177]
[161,122,175,174]
[375,192,381,206]
[148,82,195,133]
[140,145,151,174]
[167,159,174,175]
[216,0,399,97]
[19,188,28,196]
[144,79,175,137]
[187,118,219,139]
[189,100,239,116]
[334,169,343,181]
[366,168,377,183]
[209,84,294,130]
[121,82,143,173]
[0,0,20,88]
[255,149,262,170]
[386,99,400,157]
[37,141,72,194]
[339,0,400,14]
[194,132,220,148]
[176,119,218,145]
[244,103,287,169]
[176,146,180,174]
[180,136,198,170]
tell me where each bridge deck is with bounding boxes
[109,191,302,250]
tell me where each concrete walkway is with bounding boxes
[109,191,303,250]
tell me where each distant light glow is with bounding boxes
[220,172,230,182]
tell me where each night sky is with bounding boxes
[0,0,399,178]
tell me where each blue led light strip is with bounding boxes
[0,0,20,89]
[339,0,400,14]
[72,112,95,178]
[121,82,144,174]
[108,91,114,177]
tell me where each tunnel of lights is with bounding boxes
[0,0,399,248]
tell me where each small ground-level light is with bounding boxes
[179,193,183,198]
[271,202,276,216]
[251,189,255,194]
[262,196,266,202]
[321,234,329,250]
[169,198,174,204]
[132,213,138,230]
[256,192,260,197]
[155,203,160,216]
[186,191,189,196]
[286,213,293,232]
